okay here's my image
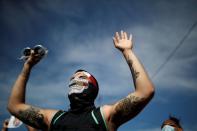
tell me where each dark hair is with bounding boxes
[75,69,86,73]
[161,115,182,129]
[169,115,182,128]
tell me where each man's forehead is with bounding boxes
[75,71,90,77]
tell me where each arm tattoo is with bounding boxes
[127,54,139,87]
[17,106,47,129]
[112,94,146,125]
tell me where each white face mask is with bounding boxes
[68,77,89,95]
[162,125,175,131]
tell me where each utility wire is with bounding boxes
[152,21,197,79]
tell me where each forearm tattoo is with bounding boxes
[112,94,146,125]
[127,54,139,87]
[17,106,47,129]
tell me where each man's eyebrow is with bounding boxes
[79,75,88,78]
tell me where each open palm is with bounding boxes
[113,31,133,52]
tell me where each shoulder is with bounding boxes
[101,105,113,120]
[43,109,60,127]
[91,106,111,131]
[47,109,67,130]
[100,105,118,130]
[101,92,150,128]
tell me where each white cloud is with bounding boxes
[127,20,197,91]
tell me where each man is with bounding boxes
[161,116,183,131]
[7,31,154,131]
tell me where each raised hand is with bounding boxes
[24,49,43,67]
[113,30,133,52]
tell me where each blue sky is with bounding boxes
[0,0,197,130]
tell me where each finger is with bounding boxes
[115,32,120,40]
[113,37,118,46]
[30,50,42,62]
[30,50,38,59]
[30,49,35,56]
[129,34,132,41]
[34,53,42,57]
[121,30,124,39]
[124,32,128,40]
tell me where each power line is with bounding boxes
[152,21,197,79]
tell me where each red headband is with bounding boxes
[83,72,98,88]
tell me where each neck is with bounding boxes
[69,102,95,113]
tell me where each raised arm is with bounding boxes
[103,31,155,130]
[7,50,57,130]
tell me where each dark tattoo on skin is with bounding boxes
[112,94,146,125]
[17,106,47,129]
[127,54,139,87]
